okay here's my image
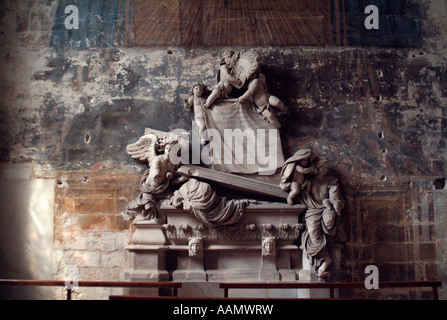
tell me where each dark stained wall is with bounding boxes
[48,0,422,49]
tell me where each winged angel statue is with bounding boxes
[125,130,188,222]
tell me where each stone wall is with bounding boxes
[0,0,446,299]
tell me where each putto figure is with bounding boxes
[204,49,261,108]
[279,149,316,205]
[184,83,208,144]
[204,50,242,108]
[239,73,286,128]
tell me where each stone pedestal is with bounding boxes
[297,254,331,298]
[126,245,169,281]
[125,221,170,296]
[130,220,167,245]
[259,237,280,281]
[162,202,305,282]
[126,203,305,281]
[173,238,207,281]
[124,202,344,298]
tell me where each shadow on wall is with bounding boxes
[0,164,55,300]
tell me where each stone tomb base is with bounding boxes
[125,202,340,298]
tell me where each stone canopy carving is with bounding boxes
[125,49,345,281]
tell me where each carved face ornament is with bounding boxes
[262,237,275,256]
[189,238,203,256]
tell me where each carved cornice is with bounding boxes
[162,222,304,243]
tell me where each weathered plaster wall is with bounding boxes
[0,0,446,299]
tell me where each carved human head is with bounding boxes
[189,237,203,257]
[163,138,178,155]
[155,137,166,154]
[262,237,276,256]
[315,157,330,176]
[222,50,237,68]
[190,83,205,96]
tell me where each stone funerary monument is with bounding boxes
[124,49,345,296]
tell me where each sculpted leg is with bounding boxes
[261,109,281,128]
[204,87,221,108]
[317,257,332,279]
[287,181,300,205]
[269,95,286,112]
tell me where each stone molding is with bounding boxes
[162,222,303,243]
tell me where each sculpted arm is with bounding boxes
[171,171,190,185]
[184,95,194,110]
[296,165,317,174]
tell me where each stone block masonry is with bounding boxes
[52,173,135,300]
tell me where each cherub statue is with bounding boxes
[279,149,317,205]
[184,83,208,144]
[204,49,261,108]
[125,132,187,221]
[238,73,286,128]
[204,50,243,108]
